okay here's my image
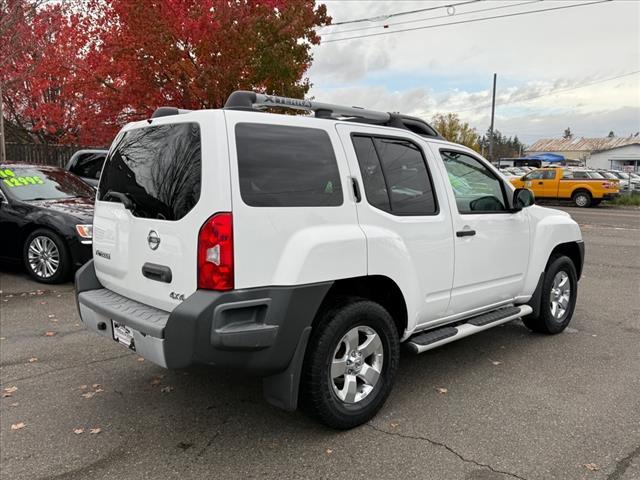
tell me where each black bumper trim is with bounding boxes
[76,260,332,376]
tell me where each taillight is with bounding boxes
[198,212,233,291]
[603,182,611,189]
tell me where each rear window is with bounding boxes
[98,123,201,220]
[235,123,343,207]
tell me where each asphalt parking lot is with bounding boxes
[1,206,638,480]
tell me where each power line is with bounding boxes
[416,70,640,117]
[321,0,481,27]
[322,0,613,44]
[321,0,541,37]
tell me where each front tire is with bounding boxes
[522,255,577,334]
[23,229,71,284]
[300,297,400,429]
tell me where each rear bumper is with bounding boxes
[75,260,331,375]
[602,192,620,200]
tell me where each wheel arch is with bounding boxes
[549,241,584,280]
[312,275,408,338]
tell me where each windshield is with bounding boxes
[0,166,94,201]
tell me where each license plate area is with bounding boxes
[112,321,136,351]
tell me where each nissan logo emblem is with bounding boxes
[147,230,160,250]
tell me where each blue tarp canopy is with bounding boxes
[519,153,565,162]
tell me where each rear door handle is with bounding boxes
[351,177,362,203]
[142,262,172,283]
[456,229,476,237]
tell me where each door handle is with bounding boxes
[456,229,476,237]
[142,262,172,283]
[537,181,544,185]
[351,177,362,203]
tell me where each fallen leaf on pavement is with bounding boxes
[28,357,38,363]
[390,422,399,428]
[73,428,84,435]
[92,384,101,389]
[11,422,26,431]
[160,386,174,393]
[325,448,333,455]
[150,378,162,386]
[137,357,145,362]
[10,402,19,407]
[48,314,55,318]
[584,463,599,471]
[79,385,88,390]
[436,387,448,394]
[81,392,96,399]
[2,386,18,397]
[490,360,503,366]
[44,331,56,337]
[90,428,101,434]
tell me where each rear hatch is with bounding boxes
[93,112,230,312]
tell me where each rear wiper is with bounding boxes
[103,190,135,210]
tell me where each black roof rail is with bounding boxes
[223,90,443,139]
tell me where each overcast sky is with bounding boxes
[308,0,640,144]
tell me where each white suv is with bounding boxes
[76,91,584,429]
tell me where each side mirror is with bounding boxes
[512,188,535,211]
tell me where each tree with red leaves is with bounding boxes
[1,0,330,147]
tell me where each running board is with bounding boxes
[407,305,533,354]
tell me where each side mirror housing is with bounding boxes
[512,188,535,211]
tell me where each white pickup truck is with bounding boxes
[76,91,584,429]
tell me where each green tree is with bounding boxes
[563,127,573,139]
[478,129,525,160]
[431,113,479,151]
[608,131,615,138]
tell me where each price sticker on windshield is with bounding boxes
[0,169,44,188]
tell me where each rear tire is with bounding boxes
[522,255,577,334]
[300,297,400,429]
[23,229,71,284]
[572,190,592,208]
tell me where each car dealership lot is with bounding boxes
[1,206,638,480]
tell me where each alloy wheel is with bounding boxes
[330,326,384,404]
[27,236,60,279]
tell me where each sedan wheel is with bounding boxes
[23,229,71,284]
[28,236,60,279]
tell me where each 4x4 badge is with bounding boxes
[147,230,160,250]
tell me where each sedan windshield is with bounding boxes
[0,166,94,201]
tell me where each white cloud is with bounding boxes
[308,0,640,143]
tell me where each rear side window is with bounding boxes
[98,123,201,220]
[351,135,437,215]
[235,123,342,207]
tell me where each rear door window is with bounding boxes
[351,135,437,216]
[98,123,201,220]
[235,123,342,207]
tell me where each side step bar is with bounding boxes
[407,305,533,354]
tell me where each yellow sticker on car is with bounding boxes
[0,169,44,187]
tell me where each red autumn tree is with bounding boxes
[1,0,330,146]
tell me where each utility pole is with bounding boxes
[488,73,497,162]
[0,80,5,163]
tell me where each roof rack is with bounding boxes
[224,90,443,139]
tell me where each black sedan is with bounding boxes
[0,164,95,283]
